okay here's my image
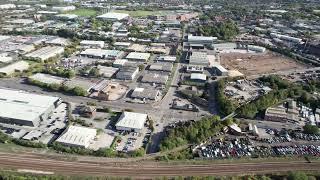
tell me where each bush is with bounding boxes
[71,86,88,96]
[160,116,224,151]
[303,124,319,135]
[216,80,236,116]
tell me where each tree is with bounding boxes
[89,67,100,77]
[287,172,308,180]
[138,64,145,71]
[72,86,87,96]
[303,124,319,135]
[48,83,61,91]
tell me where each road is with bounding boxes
[0,152,318,178]
[0,77,199,123]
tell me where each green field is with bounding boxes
[66,8,98,17]
[112,10,173,17]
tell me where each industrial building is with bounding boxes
[80,40,105,49]
[127,44,147,52]
[131,87,162,101]
[264,107,297,123]
[172,99,199,112]
[45,37,70,47]
[114,42,132,49]
[113,59,128,68]
[190,73,207,82]
[148,63,173,72]
[116,66,139,80]
[64,78,97,92]
[29,73,66,85]
[80,49,123,60]
[141,73,168,85]
[126,52,151,62]
[213,65,228,76]
[187,35,217,45]
[186,65,204,73]
[0,61,29,76]
[52,6,76,12]
[0,53,13,63]
[97,12,129,21]
[0,4,16,9]
[56,125,97,148]
[24,46,64,61]
[55,14,78,21]
[156,56,176,62]
[97,65,119,78]
[247,45,266,53]
[189,51,209,66]
[270,33,303,44]
[0,88,61,127]
[116,112,148,132]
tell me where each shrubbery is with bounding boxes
[216,80,236,116]
[160,116,224,151]
[27,79,88,96]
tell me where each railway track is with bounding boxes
[0,152,318,178]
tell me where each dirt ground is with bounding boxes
[220,51,309,76]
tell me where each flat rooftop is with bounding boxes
[0,88,60,122]
[56,126,96,148]
[116,111,148,130]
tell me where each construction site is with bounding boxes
[220,50,309,76]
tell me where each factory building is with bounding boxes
[0,61,29,76]
[156,56,176,63]
[97,65,119,78]
[126,52,151,62]
[190,73,207,82]
[0,4,16,9]
[247,45,266,53]
[116,66,139,80]
[80,40,105,49]
[97,12,129,21]
[264,107,297,123]
[24,46,64,62]
[141,73,168,85]
[56,126,97,148]
[270,33,303,44]
[113,59,128,68]
[116,112,148,132]
[213,65,228,76]
[0,89,61,127]
[131,87,162,102]
[187,35,217,45]
[52,6,76,12]
[29,73,66,85]
[188,51,209,66]
[80,49,123,60]
[148,63,173,72]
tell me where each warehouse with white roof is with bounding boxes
[126,52,151,62]
[0,89,61,127]
[80,49,123,60]
[24,46,64,62]
[0,61,29,76]
[116,112,148,132]
[97,12,129,21]
[80,40,105,49]
[56,126,97,148]
[189,51,209,66]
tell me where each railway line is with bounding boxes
[0,152,318,178]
